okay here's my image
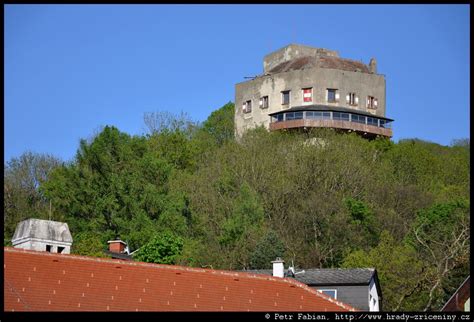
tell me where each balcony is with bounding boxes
[269,108,393,138]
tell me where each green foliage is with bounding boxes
[344,197,378,246]
[4,151,62,239]
[71,231,109,258]
[134,232,184,264]
[406,200,470,311]
[201,101,235,146]
[250,230,286,269]
[5,104,470,312]
[343,231,427,311]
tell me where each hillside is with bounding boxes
[3,102,470,311]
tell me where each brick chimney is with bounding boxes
[107,240,127,253]
[271,257,285,278]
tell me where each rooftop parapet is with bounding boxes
[263,44,339,73]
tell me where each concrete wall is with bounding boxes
[235,66,386,137]
[263,44,339,73]
[13,238,71,254]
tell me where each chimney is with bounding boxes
[271,257,285,278]
[107,240,127,253]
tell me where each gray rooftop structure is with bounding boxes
[12,218,73,254]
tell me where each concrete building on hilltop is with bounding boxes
[235,44,393,138]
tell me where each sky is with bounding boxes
[4,4,470,163]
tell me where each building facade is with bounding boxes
[235,44,393,138]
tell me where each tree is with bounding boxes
[201,102,235,146]
[218,183,265,269]
[344,197,378,247]
[407,200,470,311]
[4,151,61,241]
[133,232,184,264]
[343,231,428,311]
[41,126,172,249]
[249,230,286,269]
[71,231,109,258]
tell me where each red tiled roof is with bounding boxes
[4,247,356,312]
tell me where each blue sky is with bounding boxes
[4,4,470,163]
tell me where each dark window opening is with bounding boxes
[367,96,377,109]
[327,89,337,103]
[58,246,65,254]
[46,245,52,252]
[348,92,357,105]
[282,91,290,105]
[243,100,252,113]
[260,96,269,109]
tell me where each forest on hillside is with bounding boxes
[4,102,470,311]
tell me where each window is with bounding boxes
[242,100,252,114]
[318,289,337,299]
[307,111,322,119]
[276,114,284,122]
[302,88,313,103]
[347,92,358,106]
[58,246,65,254]
[281,90,290,105]
[285,112,303,121]
[351,114,366,124]
[367,96,378,109]
[367,117,378,126]
[333,112,350,121]
[259,96,269,109]
[379,120,391,128]
[46,245,52,252]
[307,111,331,120]
[327,89,339,103]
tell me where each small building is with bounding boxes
[4,247,357,312]
[235,44,393,139]
[11,218,73,254]
[442,276,470,312]
[246,259,382,312]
